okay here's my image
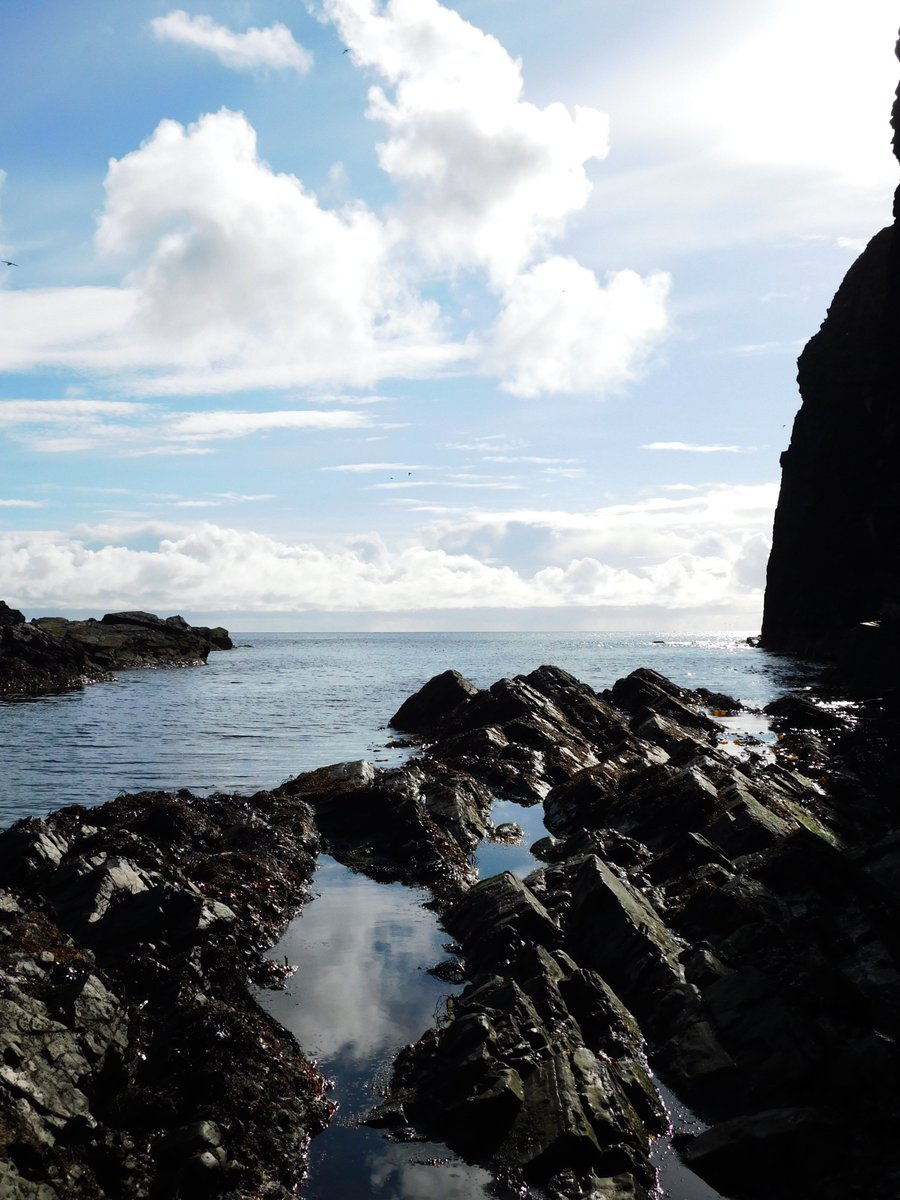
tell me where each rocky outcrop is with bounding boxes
[377,665,900,1199]
[761,34,900,669]
[33,611,233,669]
[0,606,232,699]
[0,786,330,1198]
[285,757,494,898]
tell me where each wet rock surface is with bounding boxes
[379,664,900,1199]
[0,787,330,1198]
[0,605,233,699]
[3,660,900,1197]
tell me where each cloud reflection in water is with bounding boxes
[258,855,499,1198]
[262,857,453,1073]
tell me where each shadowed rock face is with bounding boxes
[761,34,900,666]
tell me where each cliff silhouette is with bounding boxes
[761,33,900,679]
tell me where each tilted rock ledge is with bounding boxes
[0,602,233,699]
[2,662,899,1198]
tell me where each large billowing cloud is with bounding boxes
[94,109,450,389]
[151,11,313,73]
[0,2,669,399]
[491,257,670,396]
[323,0,668,392]
[0,109,454,391]
[323,0,609,286]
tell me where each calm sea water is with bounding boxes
[0,631,815,828]
[2,632,815,1200]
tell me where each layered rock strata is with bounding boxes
[761,34,900,668]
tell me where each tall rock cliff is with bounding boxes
[760,34,900,663]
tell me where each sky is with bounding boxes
[0,0,897,631]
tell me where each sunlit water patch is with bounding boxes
[1,632,818,828]
[651,1079,727,1200]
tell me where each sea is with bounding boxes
[0,631,820,1200]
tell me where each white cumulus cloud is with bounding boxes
[491,257,670,396]
[1,482,775,619]
[323,0,609,286]
[94,109,449,389]
[151,10,313,73]
[0,5,669,400]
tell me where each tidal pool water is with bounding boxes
[261,821,727,1198]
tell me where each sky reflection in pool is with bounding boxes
[258,856,495,1198]
[474,797,548,879]
[259,826,729,1199]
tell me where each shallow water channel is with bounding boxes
[258,793,727,1199]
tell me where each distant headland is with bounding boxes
[0,602,232,699]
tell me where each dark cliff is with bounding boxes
[761,34,900,667]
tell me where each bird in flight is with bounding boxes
[1,260,16,267]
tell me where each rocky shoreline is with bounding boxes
[2,658,899,1198]
[0,603,233,700]
[3,21,898,1200]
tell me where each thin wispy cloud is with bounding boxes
[212,492,275,502]
[445,437,526,452]
[372,481,522,491]
[126,446,215,457]
[321,462,424,473]
[482,455,579,465]
[0,400,150,423]
[151,11,313,73]
[642,441,752,454]
[728,340,803,356]
[0,398,377,459]
[167,410,371,441]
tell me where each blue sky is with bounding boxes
[0,0,896,629]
